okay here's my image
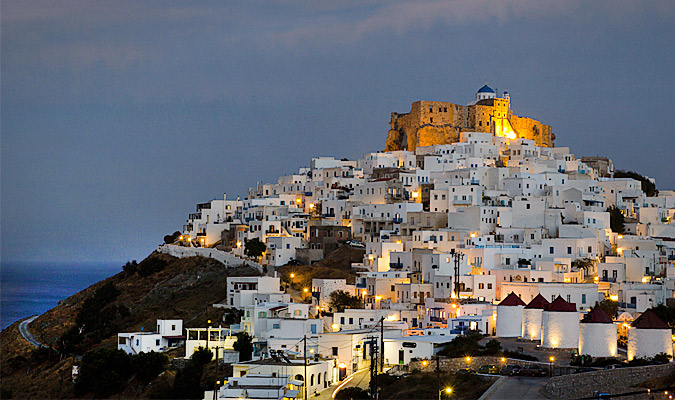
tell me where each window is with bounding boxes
[487,283,492,289]
[587,246,592,253]
[156,339,160,346]
[567,247,572,255]
[581,294,586,304]
[348,318,353,324]
[273,323,280,329]
[566,295,571,303]
[332,347,338,356]
[549,247,554,254]
[171,324,176,331]
[340,317,345,324]
[391,285,395,292]
[478,283,484,289]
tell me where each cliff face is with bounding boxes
[0,253,260,399]
[385,99,554,151]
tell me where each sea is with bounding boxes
[0,262,122,331]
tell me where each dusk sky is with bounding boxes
[2,1,674,264]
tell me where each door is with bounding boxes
[398,350,405,364]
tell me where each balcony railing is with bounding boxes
[599,276,617,283]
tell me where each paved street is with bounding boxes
[480,376,549,400]
[314,369,370,400]
[18,315,43,347]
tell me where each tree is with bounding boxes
[310,202,322,220]
[438,333,483,358]
[614,170,658,197]
[163,231,182,244]
[595,299,619,319]
[572,258,593,275]
[172,347,212,399]
[650,304,675,328]
[233,332,253,361]
[607,206,625,234]
[328,290,362,312]
[190,346,213,366]
[244,238,266,259]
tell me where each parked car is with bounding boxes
[500,365,521,376]
[573,367,595,374]
[345,240,365,248]
[456,368,473,374]
[520,364,548,377]
[477,364,499,375]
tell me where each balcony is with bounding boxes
[390,262,404,269]
[599,276,617,283]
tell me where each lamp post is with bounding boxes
[207,319,212,356]
[213,380,220,400]
[439,387,452,400]
[549,356,555,377]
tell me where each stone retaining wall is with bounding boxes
[410,356,550,373]
[543,363,674,399]
[157,245,263,272]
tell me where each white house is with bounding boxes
[117,319,184,355]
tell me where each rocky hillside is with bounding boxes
[0,252,260,399]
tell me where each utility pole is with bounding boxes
[379,317,384,373]
[369,336,378,400]
[451,249,465,299]
[303,335,307,400]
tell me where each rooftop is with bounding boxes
[498,292,526,307]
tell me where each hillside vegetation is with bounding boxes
[0,252,260,399]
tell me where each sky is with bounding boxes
[2,0,674,264]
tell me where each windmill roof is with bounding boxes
[498,292,526,306]
[583,306,613,323]
[545,296,577,312]
[525,294,550,309]
[632,309,670,329]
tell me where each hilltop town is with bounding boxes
[139,85,675,400]
[5,86,675,400]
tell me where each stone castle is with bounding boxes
[385,84,555,151]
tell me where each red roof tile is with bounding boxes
[498,292,526,306]
[632,309,670,330]
[525,294,550,309]
[582,306,613,323]
[545,296,577,312]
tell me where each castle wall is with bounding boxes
[385,97,554,152]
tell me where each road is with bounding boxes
[19,315,44,348]
[479,376,549,400]
[314,369,370,400]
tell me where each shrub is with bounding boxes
[138,257,168,277]
[503,350,539,361]
[134,351,169,384]
[335,387,370,400]
[75,348,134,397]
[123,260,138,275]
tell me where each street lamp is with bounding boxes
[439,387,452,400]
[549,356,555,377]
[207,320,212,354]
[213,380,221,400]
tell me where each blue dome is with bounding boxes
[477,84,495,94]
